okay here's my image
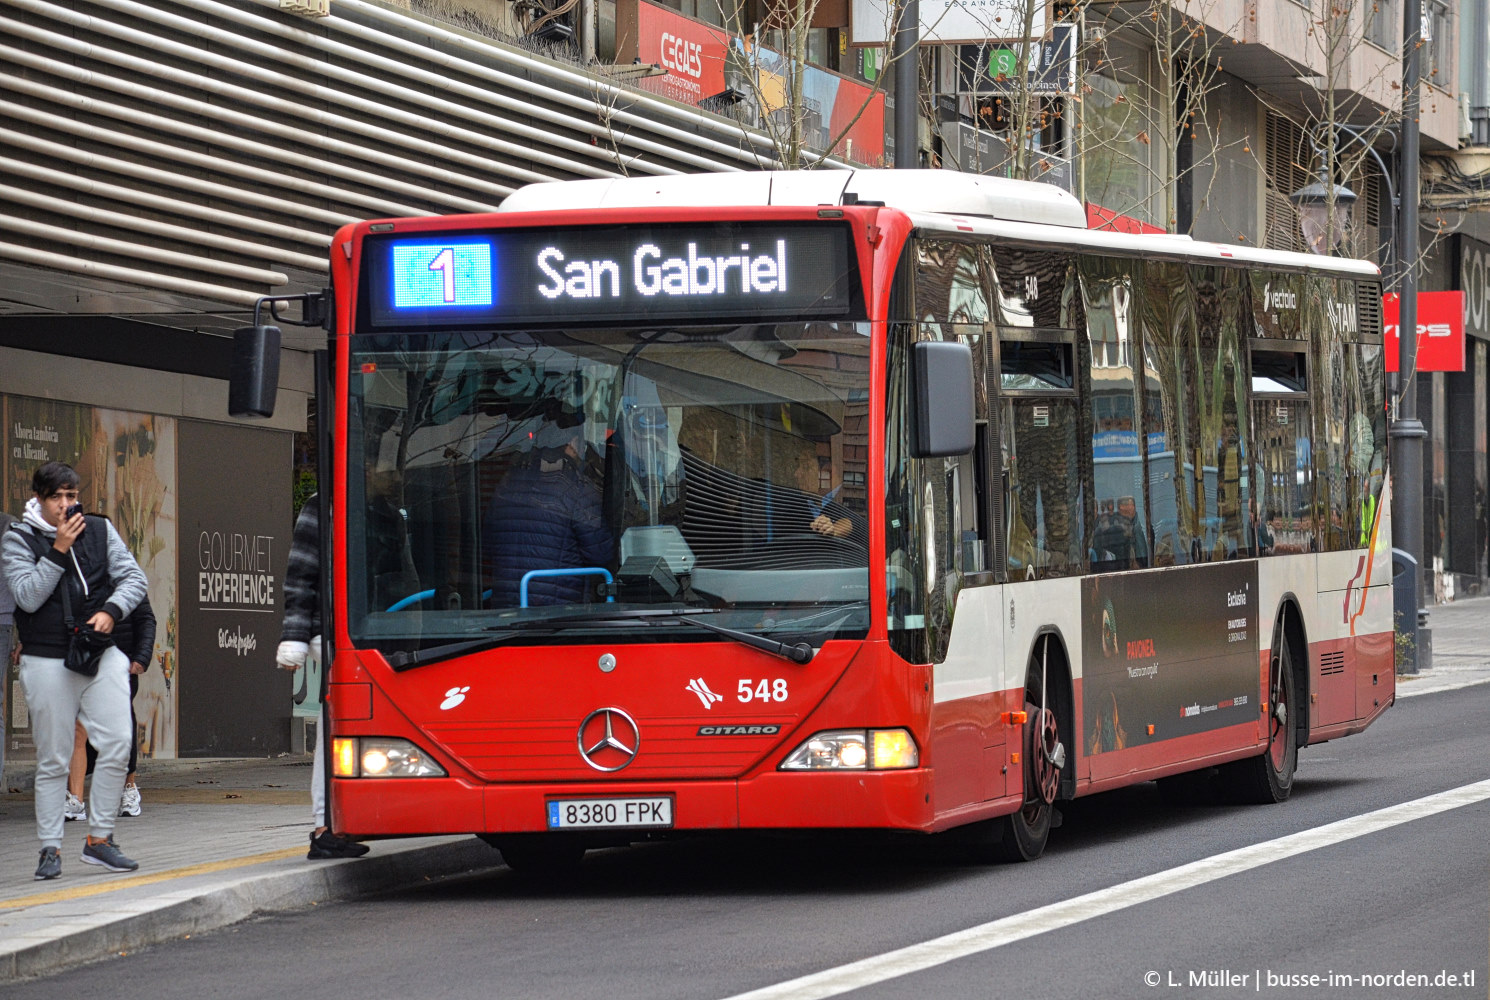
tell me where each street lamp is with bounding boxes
[1288,171,1358,255]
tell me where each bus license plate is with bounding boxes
[546,796,673,830]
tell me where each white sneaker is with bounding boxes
[118,783,142,818]
[63,793,86,821]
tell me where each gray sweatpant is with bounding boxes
[19,647,131,849]
[0,625,12,789]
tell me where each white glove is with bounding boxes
[276,640,309,669]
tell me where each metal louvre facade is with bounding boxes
[0,0,780,322]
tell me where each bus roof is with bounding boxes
[907,212,1381,277]
[495,169,1379,279]
[497,169,1089,229]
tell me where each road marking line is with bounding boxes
[0,847,305,911]
[721,778,1490,1000]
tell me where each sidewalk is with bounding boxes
[2,597,1488,982]
[0,756,498,981]
[1396,593,1490,697]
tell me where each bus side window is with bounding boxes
[1352,341,1386,547]
[1193,268,1249,562]
[1140,261,1197,567]
[891,239,992,663]
[992,246,1085,581]
[1002,396,1083,579]
[1081,259,1149,573]
[1249,333,1313,557]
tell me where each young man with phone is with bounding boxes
[0,461,148,880]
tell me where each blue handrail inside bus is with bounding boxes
[520,568,615,608]
[385,589,435,612]
[385,589,492,612]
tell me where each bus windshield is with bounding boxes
[345,322,871,655]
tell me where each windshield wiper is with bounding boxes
[652,611,815,664]
[382,627,565,671]
[383,607,815,672]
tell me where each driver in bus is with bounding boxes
[765,447,861,540]
[482,416,613,608]
[797,448,856,540]
[744,445,864,556]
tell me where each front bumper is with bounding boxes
[332,767,934,837]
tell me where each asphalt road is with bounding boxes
[12,682,1489,1000]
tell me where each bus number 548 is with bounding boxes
[738,679,788,702]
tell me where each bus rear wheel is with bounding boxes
[1221,610,1298,804]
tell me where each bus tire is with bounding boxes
[1221,608,1299,804]
[993,637,1071,862]
[991,696,1061,861]
[483,834,587,874]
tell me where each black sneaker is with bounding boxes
[308,829,370,859]
[81,837,139,872]
[34,847,61,881]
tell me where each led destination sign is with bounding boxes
[362,222,856,328]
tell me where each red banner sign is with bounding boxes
[638,4,729,107]
[1384,291,1465,372]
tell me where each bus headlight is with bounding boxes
[779,728,919,770]
[331,737,446,778]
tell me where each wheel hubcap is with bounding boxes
[1030,705,1062,806]
[1269,641,1290,769]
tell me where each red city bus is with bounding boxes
[232,169,1394,870]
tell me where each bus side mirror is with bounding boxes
[911,340,975,457]
[228,325,281,419]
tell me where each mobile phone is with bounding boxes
[64,503,83,520]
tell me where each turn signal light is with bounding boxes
[331,737,446,778]
[870,729,919,769]
[780,728,920,770]
[1002,711,1028,725]
[332,737,357,777]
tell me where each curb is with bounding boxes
[0,837,501,981]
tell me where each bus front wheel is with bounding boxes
[993,697,1062,861]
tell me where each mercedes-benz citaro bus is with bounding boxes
[229,169,1393,872]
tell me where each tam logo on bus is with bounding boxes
[363,222,856,329]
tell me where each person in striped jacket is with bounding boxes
[275,496,370,860]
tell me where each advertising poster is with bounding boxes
[637,3,728,108]
[1081,561,1258,756]
[634,2,885,165]
[88,409,179,758]
[735,37,886,164]
[4,398,179,758]
[177,421,291,755]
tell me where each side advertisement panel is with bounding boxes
[1081,562,1258,763]
[177,421,290,755]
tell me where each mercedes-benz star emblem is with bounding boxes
[577,707,640,772]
